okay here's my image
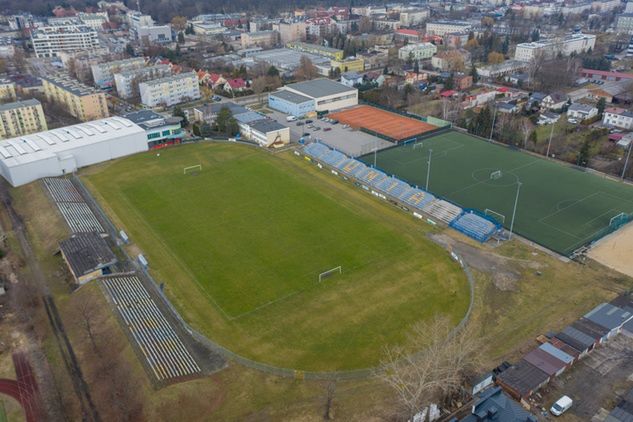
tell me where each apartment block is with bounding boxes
[398,42,438,61]
[31,25,100,58]
[139,72,200,107]
[274,21,307,44]
[425,20,471,36]
[399,8,430,27]
[0,79,17,102]
[241,31,279,49]
[42,74,109,121]
[514,33,596,61]
[114,64,172,99]
[91,57,147,89]
[0,99,48,139]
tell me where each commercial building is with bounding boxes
[269,78,358,114]
[122,109,184,149]
[0,99,48,139]
[274,21,307,44]
[246,48,331,75]
[59,232,117,284]
[399,8,430,27]
[476,60,529,79]
[0,38,16,59]
[90,57,147,90]
[31,25,100,58]
[287,41,344,60]
[77,12,109,30]
[0,117,147,187]
[139,72,200,107]
[0,79,17,102]
[330,57,365,73]
[394,28,423,43]
[114,64,172,99]
[241,30,279,49]
[398,42,438,61]
[425,20,471,36]
[128,12,172,45]
[42,74,109,121]
[514,33,596,62]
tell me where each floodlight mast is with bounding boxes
[426,148,433,191]
[509,181,522,239]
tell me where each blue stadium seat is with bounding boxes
[450,211,499,242]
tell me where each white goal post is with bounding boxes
[490,170,502,180]
[412,142,424,150]
[485,208,506,224]
[318,266,342,282]
[183,164,202,175]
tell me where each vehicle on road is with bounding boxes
[287,115,298,122]
[313,127,321,131]
[305,119,313,123]
[550,396,573,416]
[324,127,332,131]
[296,122,305,126]
[302,132,310,137]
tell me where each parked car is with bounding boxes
[286,115,298,122]
[550,396,573,416]
[296,121,305,126]
[324,127,332,132]
[331,119,339,124]
[305,119,313,123]
[313,126,321,131]
[302,132,310,137]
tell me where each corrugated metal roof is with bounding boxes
[585,303,633,331]
[560,326,596,349]
[523,348,566,376]
[496,360,550,398]
[573,318,609,339]
[539,342,574,365]
[549,337,581,358]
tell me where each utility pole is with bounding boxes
[373,148,377,168]
[489,105,497,142]
[425,149,433,191]
[546,121,555,158]
[622,140,633,179]
[509,181,522,239]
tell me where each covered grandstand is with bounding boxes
[303,142,500,243]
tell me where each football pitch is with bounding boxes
[83,143,469,371]
[360,130,633,256]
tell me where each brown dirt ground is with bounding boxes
[588,222,633,278]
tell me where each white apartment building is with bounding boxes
[31,25,100,58]
[514,33,596,61]
[114,64,172,99]
[399,8,430,27]
[425,20,471,36]
[603,107,633,129]
[90,57,147,89]
[77,12,109,30]
[128,12,172,44]
[139,72,200,107]
[617,14,633,35]
[398,42,438,61]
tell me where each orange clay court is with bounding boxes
[329,105,438,141]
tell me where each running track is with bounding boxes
[0,353,42,422]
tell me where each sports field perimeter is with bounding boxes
[329,105,438,141]
[359,130,633,256]
[83,142,469,371]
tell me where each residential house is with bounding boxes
[542,92,568,110]
[603,107,633,129]
[223,78,248,95]
[341,72,364,87]
[567,103,598,121]
[537,111,561,125]
[496,102,518,113]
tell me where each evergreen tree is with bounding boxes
[597,97,606,116]
[470,66,479,83]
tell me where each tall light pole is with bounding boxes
[622,140,633,179]
[425,149,433,191]
[546,121,555,158]
[509,181,522,239]
[489,105,497,142]
[373,147,377,168]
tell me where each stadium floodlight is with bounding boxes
[425,149,433,191]
[318,266,342,282]
[489,106,497,142]
[509,181,522,239]
[546,122,555,158]
[183,164,202,175]
[490,170,502,180]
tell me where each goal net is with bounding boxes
[485,208,506,225]
[412,142,424,150]
[183,164,202,175]
[609,212,631,230]
[490,170,502,180]
[318,266,342,282]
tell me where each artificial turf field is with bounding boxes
[83,142,469,371]
[360,130,633,256]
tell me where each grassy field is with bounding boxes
[360,130,633,256]
[83,142,469,371]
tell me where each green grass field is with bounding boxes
[360,130,633,256]
[83,142,469,371]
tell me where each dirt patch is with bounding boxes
[588,222,633,278]
[430,233,544,291]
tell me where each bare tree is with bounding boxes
[520,118,534,149]
[323,381,336,420]
[378,316,481,419]
[73,293,100,353]
[252,76,268,105]
[295,56,319,81]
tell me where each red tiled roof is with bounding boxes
[581,68,633,80]
[396,29,420,36]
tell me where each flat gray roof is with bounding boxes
[0,99,41,112]
[285,78,356,99]
[270,89,313,104]
[250,119,287,133]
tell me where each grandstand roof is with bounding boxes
[0,117,144,169]
[59,232,117,278]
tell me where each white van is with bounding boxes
[550,396,573,416]
[286,115,298,122]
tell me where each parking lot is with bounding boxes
[536,335,633,421]
[265,108,393,157]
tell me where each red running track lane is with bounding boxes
[0,353,43,422]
